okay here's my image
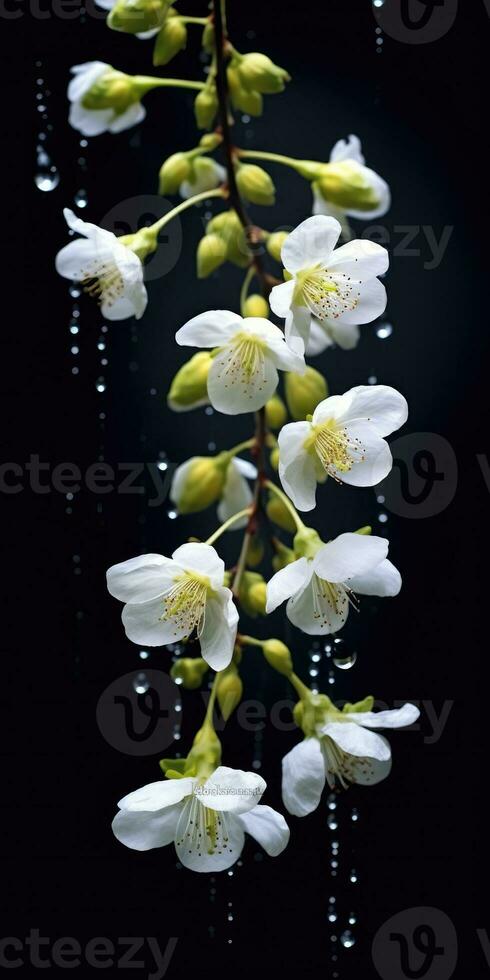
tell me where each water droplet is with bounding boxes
[310,652,321,662]
[35,168,60,192]
[368,375,377,385]
[349,870,358,884]
[378,512,388,523]
[167,509,177,520]
[205,406,214,415]
[351,807,359,822]
[332,638,357,670]
[69,285,81,298]
[376,322,393,340]
[327,794,337,811]
[328,912,337,923]
[348,913,357,925]
[327,814,338,830]
[309,667,319,677]
[340,930,355,948]
[328,670,335,685]
[74,189,88,209]
[71,346,79,355]
[139,650,149,660]
[133,672,149,694]
[373,0,385,6]
[96,379,106,393]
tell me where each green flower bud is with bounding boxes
[199,132,223,152]
[272,538,296,572]
[194,84,218,129]
[153,13,187,66]
[236,164,275,206]
[266,230,288,262]
[170,453,230,514]
[81,68,137,113]
[206,210,251,268]
[284,366,328,420]
[243,294,269,318]
[158,151,191,195]
[262,639,293,677]
[246,535,264,567]
[238,571,268,617]
[265,393,287,430]
[216,668,243,721]
[293,526,323,560]
[270,446,280,471]
[201,20,214,54]
[197,233,228,277]
[170,657,209,689]
[266,493,297,534]
[167,351,212,411]
[316,160,382,212]
[108,0,169,35]
[227,65,263,115]
[237,52,290,95]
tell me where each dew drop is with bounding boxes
[332,638,357,670]
[35,168,60,192]
[376,322,393,340]
[74,188,88,208]
[351,807,359,822]
[327,814,338,830]
[133,672,149,694]
[96,378,106,393]
[340,930,355,948]
[167,509,178,520]
[139,650,149,660]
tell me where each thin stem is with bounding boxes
[289,671,311,701]
[227,437,255,457]
[205,507,253,546]
[181,16,209,25]
[238,149,300,169]
[240,265,256,315]
[264,479,306,531]
[203,672,220,728]
[149,187,226,235]
[134,76,206,93]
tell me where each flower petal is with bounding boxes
[321,721,391,761]
[207,345,279,415]
[285,306,313,355]
[106,553,176,604]
[287,572,349,635]
[281,215,341,272]
[279,442,318,513]
[233,457,258,479]
[330,134,365,165]
[118,778,196,812]
[171,542,225,585]
[175,798,245,872]
[329,319,360,350]
[334,422,393,488]
[341,384,408,437]
[112,804,182,851]
[347,557,401,597]
[121,595,185,646]
[176,311,243,348]
[313,533,388,584]
[199,588,238,671]
[266,558,310,613]
[68,101,114,137]
[238,805,290,856]
[216,461,253,529]
[305,319,334,357]
[282,738,326,816]
[337,276,387,326]
[68,61,109,101]
[108,102,146,134]
[327,238,389,279]
[346,703,419,729]
[269,279,295,318]
[199,767,266,813]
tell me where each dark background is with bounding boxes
[3,0,487,976]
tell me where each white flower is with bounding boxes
[269,214,388,355]
[180,158,227,200]
[306,317,360,356]
[68,62,145,137]
[266,532,401,636]
[282,702,420,814]
[175,311,305,415]
[312,135,390,231]
[278,385,408,510]
[55,208,147,321]
[112,766,290,871]
[106,543,239,670]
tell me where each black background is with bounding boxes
[3,0,487,976]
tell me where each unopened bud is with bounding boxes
[158,151,191,195]
[270,446,280,471]
[216,668,243,721]
[236,164,275,206]
[197,233,227,277]
[316,160,385,212]
[243,294,269,318]
[266,230,288,263]
[227,66,263,115]
[108,0,169,35]
[153,13,187,66]
[284,366,328,420]
[194,84,218,130]
[265,393,287,430]
[246,535,264,567]
[266,493,297,534]
[171,657,209,689]
[201,20,214,54]
[237,52,290,95]
[272,538,296,572]
[170,453,230,514]
[81,68,136,112]
[262,639,293,677]
[167,351,212,411]
[238,571,267,617]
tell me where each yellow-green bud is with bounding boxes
[170,453,230,514]
[246,535,264,567]
[81,68,137,113]
[238,571,268,617]
[194,84,218,129]
[158,151,191,195]
[236,164,275,206]
[227,66,263,115]
[262,639,293,677]
[237,52,290,95]
[316,160,382,212]
[216,668,243,721]
[266,230,288,263]
[272,538,296,572]
[284,366,328,420]
[270,447,280,471]
[266,493,297,534]
[108,0,169,35]
[197,233,227,277]
[355,525,372,535]
[153,13,187,66]
[293,526,323,560]
[199,132,223,152]
[206,211,251,268]
[243,294,269,318]
[167,351,212,411]
[201,20,214,54]
[265,393,287,430]
[170,657,209,689]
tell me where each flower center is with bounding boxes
[311,573,358,628]
[81,259,125,308]
[321,737,378,790]
[307,419,366,479]
[296,264,361,320]
[176,796,235,859]
[216,332,268,394]
[161,571,211,637]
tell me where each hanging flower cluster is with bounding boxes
[55,0,419,874]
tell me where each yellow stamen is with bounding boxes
[161,571,211,637]
[295,263,361,320]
